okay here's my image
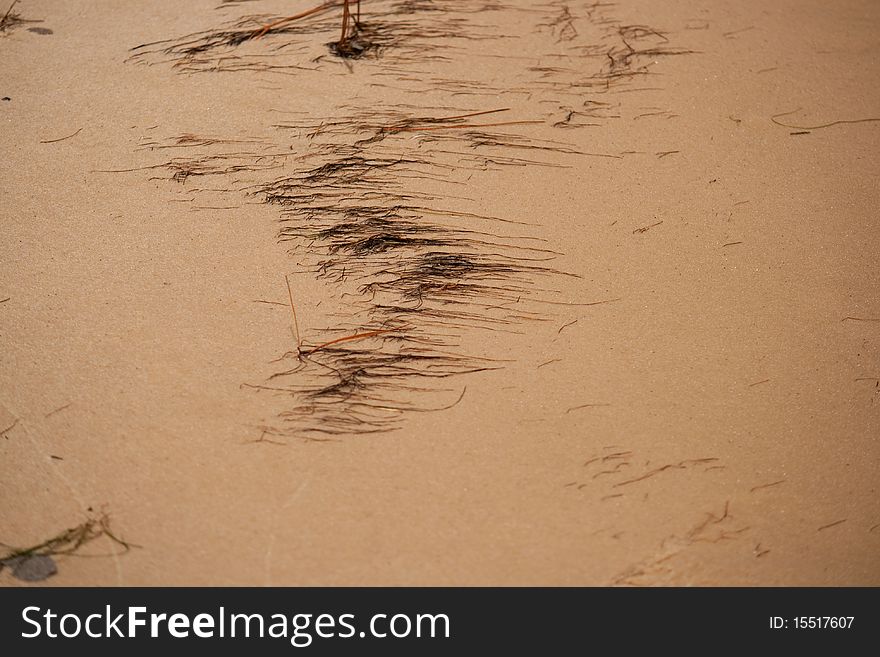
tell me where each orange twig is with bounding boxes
[303,327,398,355]
[285,274,302,350]
[428,108,511,121]
[384,108,511,133]
[340,0,350,43]
[393,120,543,133]
[252,1,340,39]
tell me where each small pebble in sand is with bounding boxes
[2,555,58,581]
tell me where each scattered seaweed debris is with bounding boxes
[127,0,694,121]
[611,501,750,586]
[111,112,580,440]
[0,512,134,582]
[0,0,43,36]
[124,2,693,440]
[237,105,583,439]
[217,0,260,7]
[98,133,289,185]
[39,127,82,144]
[0,0,23,34]
[771,109,880,131]
[128,0,508,73]
[817,519,847,532]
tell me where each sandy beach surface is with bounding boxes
[1,0,878,585]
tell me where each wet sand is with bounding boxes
[1,0,878,585]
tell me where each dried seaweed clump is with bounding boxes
[122,1,696,440]
[240,106,579,440]
[127,0,506,73]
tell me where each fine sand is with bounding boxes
[1,0,878,585]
